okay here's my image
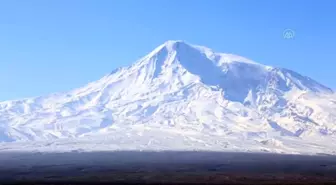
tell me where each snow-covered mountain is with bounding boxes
[1,40,336,154]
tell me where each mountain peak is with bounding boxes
[150,40,269,67]
[150,40,190,54]
[163,40,187,46]
[109,41,332,96]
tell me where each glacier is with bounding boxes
[1,40,336,155]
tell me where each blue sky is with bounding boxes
[1,0,335,101]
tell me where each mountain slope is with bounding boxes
[0,40,335,154]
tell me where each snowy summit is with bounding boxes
[0,40,335,155]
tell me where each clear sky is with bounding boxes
[1,0,335,101]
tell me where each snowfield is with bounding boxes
[0,40,336,155]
